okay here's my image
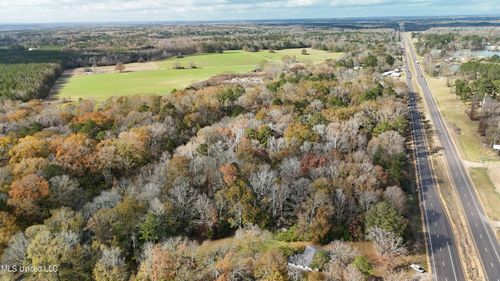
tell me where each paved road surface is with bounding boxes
[405,34,500,281]
[402,37,465,281]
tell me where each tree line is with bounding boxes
[454,61,500,146]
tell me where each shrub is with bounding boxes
[275,225,302,242]
[310,250,330,270]
[352,255,373,275]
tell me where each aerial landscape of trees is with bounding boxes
[1,25,401,101]
[0,25,419,278]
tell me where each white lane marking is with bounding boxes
[485,248,488,253]
[409,41,500,264]
[404,44,462,281]
[447,242,459,281]
[414,47,500,265]
[404,42,444,278]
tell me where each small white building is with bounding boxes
[288,245,318,272]
[382,70,402,77]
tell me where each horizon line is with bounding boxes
[1,14,500,26]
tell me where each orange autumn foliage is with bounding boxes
[72,111,112,127]
[55,133,95,174]
[9,174,49,200]
[219,163,239,186]
[7,174,49,219]
[9,136,48,164]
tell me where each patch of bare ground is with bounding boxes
[189,72,269,90]
[71,61,160,75]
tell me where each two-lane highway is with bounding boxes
[403,37,465,281]
[405,33,500,281]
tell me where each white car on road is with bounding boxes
[410,264,426,273]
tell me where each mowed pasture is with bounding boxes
[58,48,343,99]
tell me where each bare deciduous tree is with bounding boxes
[115,61,126,73]
[249,164,277,200]
[169,182,198,221]
[383,186,407,213]
[333,188,356,222]
[384,270,411,281]
[323,261,343,281]
[1,232,28,265]
[368,130,405,158]
[49,175,83,209]
[83,189,122,219]
[325,240,359,266]
[343,264,364,281]
[358,190,379,212]
[279,157,301,182]
[367,226,407,265]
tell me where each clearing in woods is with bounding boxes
[57,48,343,100]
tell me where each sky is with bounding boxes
[0,0,498,24]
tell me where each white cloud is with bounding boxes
[330,0,387,6]
[0,0,498,23]
[286,0,323,7]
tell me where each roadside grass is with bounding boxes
[469,167,500,222]
[58,48,343,100]
[424,76,498,162]
[411,49,499,163]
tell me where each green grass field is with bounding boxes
[424,74,499,162]
[58,48,343,100]
[469,167,500,221]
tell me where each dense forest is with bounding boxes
[0,40,418,280]
[402,16,500,31]
[414,30,500,57]
[0,62,62,100]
